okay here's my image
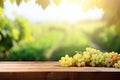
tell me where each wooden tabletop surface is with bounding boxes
[0,62,120,72]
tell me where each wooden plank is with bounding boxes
[0,72,119,80]
[0,62,119,80]
[0,62,119,72]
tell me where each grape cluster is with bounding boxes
[113,61,120,68]
[59,55,74,67]
[73,52,86,67]
[59,48,120,68]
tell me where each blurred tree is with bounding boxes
[0,16,33,57]
[81,0,120,34]
[0,0,120,33]
[14,17,34,42]
[80,0,120,52]
[0,17,14,56]
[0,0,120,55]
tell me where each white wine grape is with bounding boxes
[59,48,120,69]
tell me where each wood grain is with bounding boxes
[0,62,119,80]
[0,62,120,72]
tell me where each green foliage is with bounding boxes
[50,31,90,60]
[0,17,14,52]
[0,22,93,61]
[0,0,120,61]
[14,17,34,42]
[6,28,63,61]
[92,26,120,53]
[4,46,46,61]
[0,16,33,55]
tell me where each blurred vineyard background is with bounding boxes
[0,0,120,61]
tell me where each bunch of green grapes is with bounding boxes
[90,51,120,67]
[84,48,102,65]
[113,61,120,68]
[90,52,114,67]
[73,48,101,67]
[105,52,120,67]
[102,52,112,67]
[59,47,120,69]
[59,55,74,67]
[73,53,86,67]
[90,53,105,67]
[85,48,101,56]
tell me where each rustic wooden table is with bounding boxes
[0,62,120,80]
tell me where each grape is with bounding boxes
[59,55,74,67]
[85,47,101,55]
[73,53,85,67]
[59,47,120,69]
[73,52,90,67]
[73,53,82,62]
[113,61,120,68]
[105,52,120,67]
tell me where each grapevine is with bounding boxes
[59,48,120,68]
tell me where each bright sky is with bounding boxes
[4,0,104,23]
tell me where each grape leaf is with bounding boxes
[115,21,120,34]
[53,0,61,6]
[0,8,4,17]
[36,0,50,10]
[10,0,14,4]
[16,0,22,6]
[67,0,82,4]
[24,0,30,3]
[0,0,4,8]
